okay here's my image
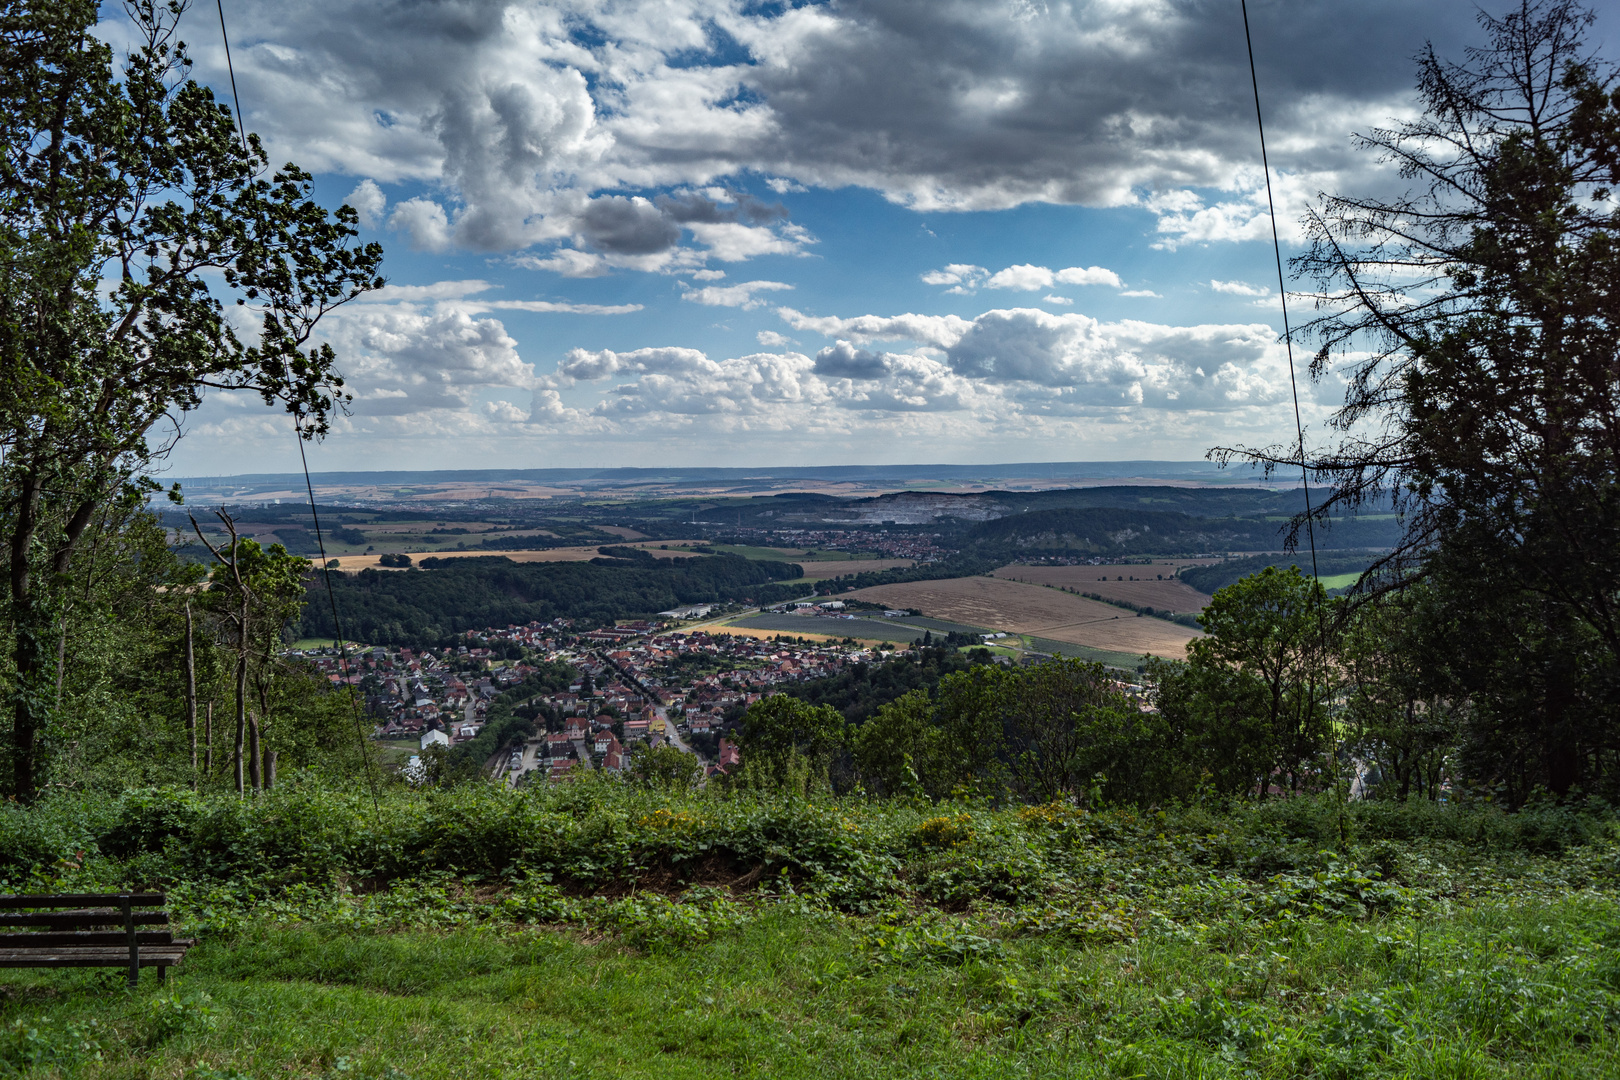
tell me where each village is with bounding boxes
[292,613,892,787]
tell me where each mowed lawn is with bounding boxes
[848,576,1201,659]
[991,562,1214,613]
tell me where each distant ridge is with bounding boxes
[173,460,1277,492]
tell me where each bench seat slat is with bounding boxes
[0,948,189,968]
[0,911,168,928]
[0,894,165,909]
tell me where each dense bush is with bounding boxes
[1,781,1611,922]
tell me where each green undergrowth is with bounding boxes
[0,783,1614,1076]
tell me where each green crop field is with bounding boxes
[707,544,869,562]
[1317,571,1364,590]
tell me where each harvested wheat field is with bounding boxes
[848,576,1202,659]
[993,562,1214,613]
[328,543,708,571]
[794,559,914,579]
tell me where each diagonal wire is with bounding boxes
[1240,0,1319,580]
[296,424,383,818]
[215,0,381,816]
[214,0,249,157]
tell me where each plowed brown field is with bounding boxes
[992,562,1214,612]
[847,576,1202,659]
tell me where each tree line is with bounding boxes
[296,552,804,646]
[725,562,1616,807]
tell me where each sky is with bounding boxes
[115,0,1608,476]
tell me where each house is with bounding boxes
[594,730,622,758]
[545,732,572,762]
[623,719,650,741]
[716,738,740,772]
[420,729,450,750]
[563,716,589,740]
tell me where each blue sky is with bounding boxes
[125,0,1609,476]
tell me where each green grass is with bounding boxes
[1024,637,1149,671]
[1,785,1615,1077]
[3,896,1616,1079]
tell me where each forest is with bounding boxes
[295,552,804,645]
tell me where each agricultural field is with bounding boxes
[728,612,925,642]
[848,576,1202,659]
[704,544,869,562]
[681,625,878,646]
[992,562,1215,612]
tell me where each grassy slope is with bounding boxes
[0,788,1616,1078]
[6,898,1616,1079]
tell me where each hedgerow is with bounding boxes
[0,779,1612,947]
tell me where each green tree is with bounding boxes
[0,0,382,800]
[1217,1,1620,797]
[851,690,943,798]
[998,658,1138,805]
[734,695,845,795]
[1339,587,1461,801]
[192,512,311,793]
[1153,567,1336,797]
[37,501,210,790]
[624,743,702,791]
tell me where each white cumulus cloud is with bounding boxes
[681,280,795,309]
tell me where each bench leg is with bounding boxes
[123,896,139,988]
[158,964,166,983]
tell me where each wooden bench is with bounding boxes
[0,894,194,987]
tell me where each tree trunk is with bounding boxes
[9,473,45,802]
[264,750,277,790]
[204,701,214,776]
[184,602,197,786]
[248,710,261,792]
[234,657,246,795]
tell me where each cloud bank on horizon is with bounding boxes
[144,0,1503,472]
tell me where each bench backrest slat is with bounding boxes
[0,894,165,909]
[0,911,168,929]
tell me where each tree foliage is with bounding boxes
[1218,0,1620,797]
[0,0,382,798]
